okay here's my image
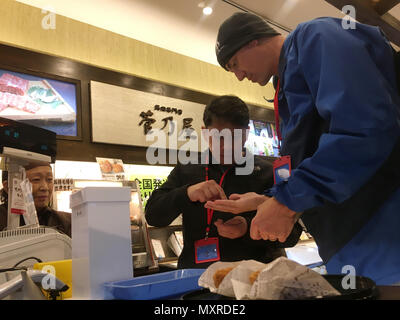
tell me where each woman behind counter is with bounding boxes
[0,163,71,237]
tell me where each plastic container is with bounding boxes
[33,259,72,299]
[103,269,205,300]
[70,187,133,299]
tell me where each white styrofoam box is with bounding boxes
[70,187,133,300]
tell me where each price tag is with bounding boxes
[10,178,26,215]
[96,157,125,181]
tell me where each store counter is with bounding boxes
[376,286,400,300]
[103,263,400,301]
[179,284,400,300]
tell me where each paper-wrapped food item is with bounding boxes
[198,257,341,300]
[198,261,242,297]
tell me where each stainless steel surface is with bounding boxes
[133,252,148,269]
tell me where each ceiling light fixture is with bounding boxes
[198,1,213,16]
[203,6,213,15]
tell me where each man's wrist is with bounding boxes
[256,194,269,206]
[271,196,299,218]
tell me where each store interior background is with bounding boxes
[1,0,400,270]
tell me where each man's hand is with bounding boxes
[214,216,247,239]
[250,197,298,242]
[187,180,227,203]
[204,192,268,214]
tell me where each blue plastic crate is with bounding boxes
[103,269,205,300]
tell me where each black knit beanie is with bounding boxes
[216,12,281,70]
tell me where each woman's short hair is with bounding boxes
[24,162,52,171]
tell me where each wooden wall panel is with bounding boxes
[0,0,275,109]
[0,43,275,165]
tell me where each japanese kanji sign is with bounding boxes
[90,81,207,151]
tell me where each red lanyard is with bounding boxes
[274,79,282,150]
[205,165,231,239]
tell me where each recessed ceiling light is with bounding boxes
[203,6,213,15]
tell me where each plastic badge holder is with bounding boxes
[103,269,205,300]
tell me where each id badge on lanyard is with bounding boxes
[273,155,291,184]
[273,79,292,184]
[194,165,230,264]
[194,237,220,264]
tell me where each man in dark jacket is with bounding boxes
[212,12,400,285]
[145,95,301,269]
[0,164,71,237]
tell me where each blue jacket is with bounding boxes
[266,17,400,285]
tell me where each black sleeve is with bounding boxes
[275,222,302,248]
[55,210,72,238]
[145,165,194,227]
[0,205,7,231]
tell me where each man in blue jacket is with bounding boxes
[208,12,400,285]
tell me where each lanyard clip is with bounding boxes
[205,227,210,240]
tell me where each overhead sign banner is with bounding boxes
[90,81,207,151]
